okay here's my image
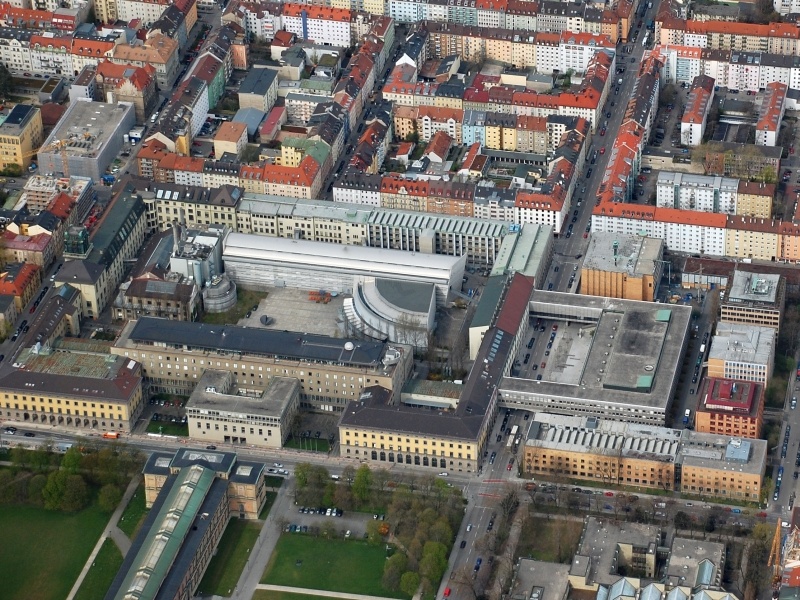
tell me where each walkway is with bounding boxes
[65,475,141,600]
[255,584,400,600]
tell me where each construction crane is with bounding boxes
[769,517,783,588]
[20,139,71,178]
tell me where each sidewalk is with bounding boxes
[255,584,400,600]
[65,475,142,600]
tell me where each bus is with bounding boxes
[510,425,519,437]
[102,432,120,439]
[641,32,649,47]
[506,436,515,448]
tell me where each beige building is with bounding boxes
[111,34,180,91]
[725,217,780,262]
[580,233,664,301]
[186,370,299,448]
[736,181,774,218]
[112,317,413,412]
[523,412,767,501]
[707,322,775,384]
[0,104,43,172]
[695,377,764,439]
[0,352,144,433]
[214,121,248,159]
[523,413,678,491]
[678,433,765,501]
[719,270,784,334]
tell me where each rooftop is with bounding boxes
[41,100,132,158]
[578,516,660,585]
[708,322,775,366]
[187,370,298,418]
[677,431,767,476]
[724,270,782,306]
[583,232,664,277]
[698,377,763,417]
[665,537,725,589]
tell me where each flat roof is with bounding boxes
[583,232,664,277]
[677,431,766,475]
[665,538,724,588]
[724,270,781,306]
[510,559,570,600]
[698,377,762,416]
[43,100,132,158]
[470,275,508,328]
[187,370,298,419]
[491,223,553,278]
[579,517,660,586]
[708,322,774,366]
[501,291,691,413]
[120,316,390,369]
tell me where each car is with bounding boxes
[587,168,593,178]
[489,452,496,464]
[438,471,448,477]
[600,147,606,154]
[459,540,466,549]
[444,588,452,597]
[4,426,17,434]
[540,361,547,369]
[600,128,606,136]
[536,374,542,380]
[606,112,612,118]
[273,463,283,468]
[604,491,614,497]
[0,355,5,363]
[206,445,217,450]
[29,305,36,313]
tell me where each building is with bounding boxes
[115,272,201,322]
[680,74,715,146]
[221,232,466,306]
[186,370,299,447]
[94,61,159,126]
[110,33,180,91]
[677,433,766,501]
[0,350,144,433]
[1,230,54,268]
[579,233,665,301]
[111,316,413,411]
[719,270,784,333]
[0,261,41,311]
[707,322,775,384]
[213,121,248,159]
[755,81,786,147]
[656,172,739,214]
[238,66,278,113]
[106,449,268,600]
[523,412,766,500]
[38,99,135,181]
[500,291,692,426]
[695,376,764,439]
[0,104,43,171]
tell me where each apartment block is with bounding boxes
[719,270,784,333]
[695,377,764,439]
[707,322,775,384]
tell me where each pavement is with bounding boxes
[65,475,141,600]
[254,584,406,600]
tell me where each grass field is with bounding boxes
[198,519,262,596]
[252,591,343,600]
[73,538,124,600]
[118,483,148,539]
[146,421,189,436]
[261,535,407,599]
[0,503,108,600]
[260,491,278,520]
[284,437,330,453]
[516,516,583,563]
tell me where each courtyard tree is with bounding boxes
[400,571,421,597]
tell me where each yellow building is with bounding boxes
[339,385,490,473]
[393,106,417,141]
[580,233,664,301]
[0,354,144,432]
[0,105,43,171]
[523,413,767,500]
[678,433,765,500]
[112,317,413,413]
[725,217,780,261]
[213,121,248,160]
[736,181,774,218]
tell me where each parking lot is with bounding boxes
[286,506,386,539]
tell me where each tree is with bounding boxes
[43,470,68,510]
[400,571,420,597]
[27,473,47,506]
[99,484,123,512]
[382,552,408,591]
[429,519,453,545]
[352,464,373,505]
[0,64,12,102]
[674,510,692,531]
[61,474,89,512]
[294,462,313,489]
[62,446,82,474]
[419,541,448,584]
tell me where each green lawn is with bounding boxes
[73,538,124,600]
[198,519,262,596]
[252,592,343,600]
[259,491,278,520]
[146,421,188,436]
[261,535,408,599]
[118,484,148,539]
[284,437,330,453]
[0,503,108,600]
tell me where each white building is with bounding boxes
[116,0,170,25]
[708,322,775,384]
[656,172,739,214]
[281,5,352,47]
[755,82,786,147]
[221,232,466,305]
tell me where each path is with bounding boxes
[65,475,141,600]
[254,584,400,600]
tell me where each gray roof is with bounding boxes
[233,107,266,137]
[374,279,435,313]
[127,317,388,367]
[57,259,105,284]
[239,67,278,96]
